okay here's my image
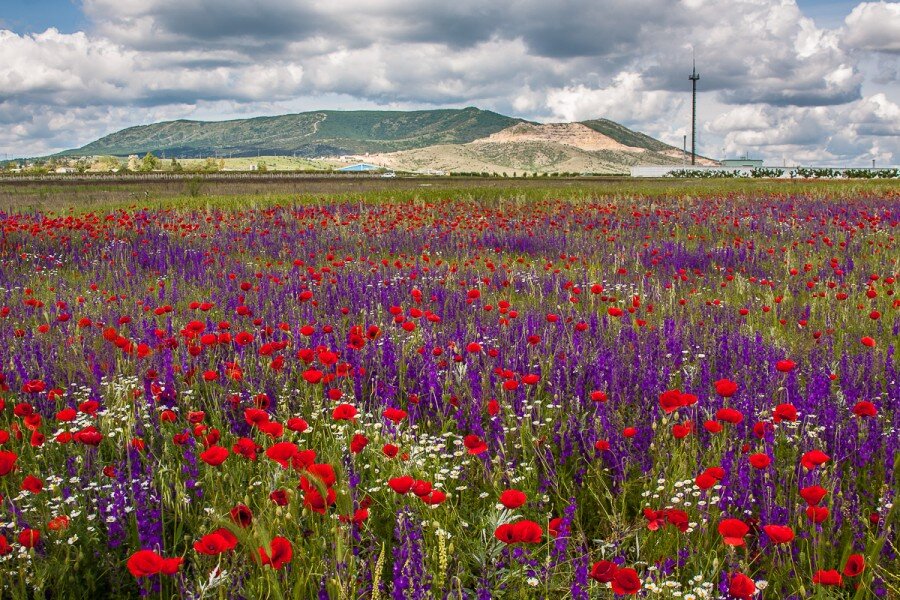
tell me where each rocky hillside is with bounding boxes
[357,121,714,174]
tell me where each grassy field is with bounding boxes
[1,176,897,214]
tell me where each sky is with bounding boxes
[0,0,898,165]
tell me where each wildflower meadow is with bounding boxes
[0,184,896,599]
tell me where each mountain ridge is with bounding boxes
[57,107,711,173]
[61,107,529,158]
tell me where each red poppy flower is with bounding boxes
[266,442,300,469]
[56,408,77,422]
[860,336,876,348]
[302,463,337,489]
[548,517,563,538]
[350,434,368,454]
[410,479,432,497]
[302,369,323,384]
[843,554,865,577]
[729,573,756,599]
[589,560,618,583]
[695,472,718,490]
[420,489,447,505]
[230,504,253,528]
[762,524,794,544]
[806,506,829,524]
[244,408,270,427]
[611,568,642,595]
[22,380,46,394]
[258,537,293,570]
[773,403,798,422]
[800,450,830,470]
[658,389,684,413]
[463,434,488,454]
[18,528,40,548]
[382,407,408,423]
[775,360,796,372]
[664,509,689,532]
[715,408,743,424]
[493,523,517,544]
[79,400,100,416]
[199,445,229,466]
[160,557,183,575]
[812,570,843,586]
[643,508,666,531]
[332,404,357,421]
[290,449,316,470]
[127,549,163,578]
[286,417,309,432]
[0,451,18,476]
[748,453,771,469]
[233,437,260,460]
[799,485,828,506]
[21,474,42,494]
[269,489,289,506]
[499,489,527,509]
[852,401,877,417]
[713,379,738,397]
[703,420,723,433]
[672,422,693,439]
[379,443,398,458]
[521,374,540,385]
[511,520,543,544]
[388,476,414,494]
[718,518,750,546]
[303,486,336,514]
[193,529,237,555]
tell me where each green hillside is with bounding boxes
[579,118,676,152]
[62,107,527,158]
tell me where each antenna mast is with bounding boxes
[689,56,700,165]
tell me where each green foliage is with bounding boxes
[184,177,203,197]
[139,152,159,172]
[668,167,899,179]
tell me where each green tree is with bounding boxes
[140,152,159,172]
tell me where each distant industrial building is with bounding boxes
[337,163,382,172]
[721,158,763,167]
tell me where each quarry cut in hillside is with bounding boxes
[470,122,643,152]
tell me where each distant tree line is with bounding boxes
[666,167,899,179]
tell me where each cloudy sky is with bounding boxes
[1,0,898,164]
